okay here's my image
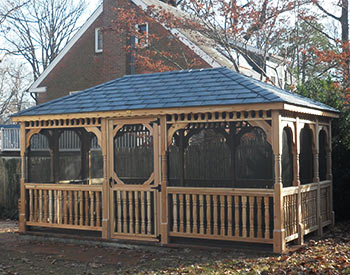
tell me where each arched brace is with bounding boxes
[318,126,330,144]
[281,121,296,144]
[249,120,272,145]
[167,123,188,147]
[84,126,102,149]
[25,128,42,149]
[112,171,124,185]
[308,123,317,152]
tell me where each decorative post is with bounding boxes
[19,123,27,233]
[294,118,304,245]
[179,129,185,187]
[327,121,335,226]
[160,116,169,245]
[314,120,322,236]
[48,130,60,183]
[101,119,111,239]
[80,130,92,182]
[272,111,285,253]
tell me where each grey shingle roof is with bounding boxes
[14,67,338,117]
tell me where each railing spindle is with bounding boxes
[220,195,225,236]
[173,194,178,233]
[264,196,270,239]
[147,191,152,234]
[241,196,247,238]
[179,194,184,233]
[234,195,239,237]
[213,195,218,235]
[257,196,262,238]
[129,191,134,234]
[227,195,232,236]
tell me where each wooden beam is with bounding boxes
[12,103,285,123]
[283,104,339,118]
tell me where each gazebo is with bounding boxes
[12,67,338,253]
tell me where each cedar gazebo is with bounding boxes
[12,67,338,253]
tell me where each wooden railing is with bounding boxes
[320,181,332,226]
[167,187,274,243]
[282,181,332,242]
[111,185,158,240]
[24,183,102,231]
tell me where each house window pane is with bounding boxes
[95,28,103,53]
[136,23,148,47]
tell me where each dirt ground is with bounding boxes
[0,220,349,274]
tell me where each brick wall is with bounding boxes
[37,0,209,104]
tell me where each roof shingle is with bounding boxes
[14,67,338,117]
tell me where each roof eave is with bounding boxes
[11,102,339,123]
[283,103,339,118]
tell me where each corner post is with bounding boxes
[327,121,335,226]
[160,116,169,245]
[19,123,27,233]
[272,111,285,253]
[101,118,111,239]
[314,120,322,236]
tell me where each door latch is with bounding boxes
[151,185,161,192]
[109,177,113,188]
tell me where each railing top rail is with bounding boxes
[282,181,332,196]
[24,183,102,192]
[167,186,274,196]
[320,180,332,187]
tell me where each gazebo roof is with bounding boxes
[14,67,338,117]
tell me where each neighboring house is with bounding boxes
[29,0,291,104]
[0,125,20,152]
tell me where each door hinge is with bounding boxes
[150,118,160,126]
[109,177,113,188]
[151,185,161,192]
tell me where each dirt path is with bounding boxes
[0,220,349,274]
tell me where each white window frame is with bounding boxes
[135,23,149,47]
[95,28,103,53]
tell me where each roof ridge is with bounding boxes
[121,67,225,78]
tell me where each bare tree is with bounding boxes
[301,0,350,89]
[0,58,33,123]
[0,0,86,81]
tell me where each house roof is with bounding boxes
[29,4,103,92]
[13,67,338,117]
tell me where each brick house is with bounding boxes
[29,0,291,104]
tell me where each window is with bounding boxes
[95,28,103,53]
[135,23,148,47]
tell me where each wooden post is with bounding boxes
[48,130,60,183]
[179,129,185,187]
[294,117,304,245]
[19,123,27,233]
[314,120,322,236]
[101,119,111,239]
[272,111,285,253]
[327,121,335,226]
[160,116,169,245]
[80,130,92,182]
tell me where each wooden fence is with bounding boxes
[111,185,158,241]
[24,183,102,231]
[282,181,332,242]
[167,187,274,243]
